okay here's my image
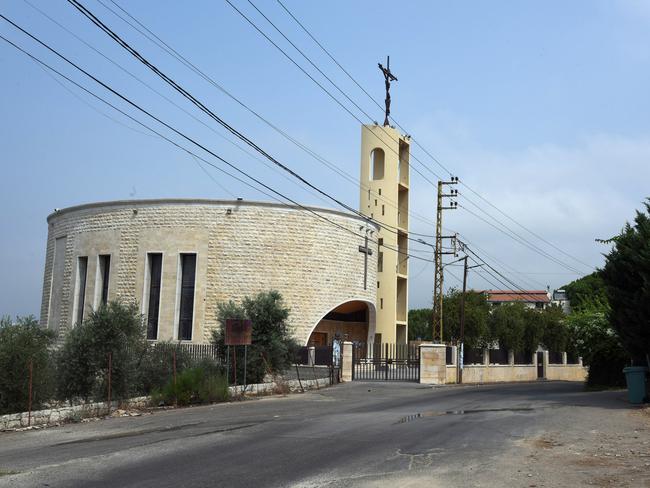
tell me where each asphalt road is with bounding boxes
[0,381,637,487]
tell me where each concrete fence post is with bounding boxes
[542,350,549,379]
[562,352,567,365]
[419,343,447,385]
[341,341,353,382]
[307,346,315,367]
[451,345,458,366]
[508,350,515,366]
[483,348,490,367]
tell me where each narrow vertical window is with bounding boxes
[382,204,385,216]
[48,236,67,331]
[146,253,162,340]
[178,253,196,341]
[75,257,88,325]
[97,255,111,305]
[370,148,385,180]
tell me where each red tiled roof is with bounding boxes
[483,290,550,303]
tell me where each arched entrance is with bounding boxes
[307,300,373,347]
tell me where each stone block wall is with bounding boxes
[419,344,447,385]
[547,364,588,381]
[41,200,378,345]
[427,347,588,385]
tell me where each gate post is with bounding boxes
[419,343,447,385]
[308,347,315,367]
[341,341,353,382]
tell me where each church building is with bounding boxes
[41,125,410,345]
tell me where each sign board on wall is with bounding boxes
[225,319,253,345]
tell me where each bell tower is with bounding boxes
[359,124,410,344]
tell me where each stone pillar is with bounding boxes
[578,356,583,367]
[542,350,549,379]
[562,352,568,365]
[483,348,490,367]
[341,341,353,382]
[307,346,315,367]
[508,350,515,366]
[419,343,447,385]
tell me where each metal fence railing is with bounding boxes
[567,352,580,364]
[548,351,563,364]
[513,351,533,365]
[464,348,484,365]
[445,346,453,365]
[489,348,509,365]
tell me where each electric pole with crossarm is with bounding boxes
[432,177,459,343]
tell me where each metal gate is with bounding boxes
[352,343,420,382]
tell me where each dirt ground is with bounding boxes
[509,404,650,487]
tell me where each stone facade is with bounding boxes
[41,199,377,345]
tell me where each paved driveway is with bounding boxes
[0,382,646,487]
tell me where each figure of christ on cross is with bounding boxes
[378,56,398,126]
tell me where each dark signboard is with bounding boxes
[225,319,253,346]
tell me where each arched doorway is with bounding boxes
[307,300,373,347]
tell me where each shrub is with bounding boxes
[152,367,229,406]
[601,200,650,365]
[0,315,55,415]
[212,291,298,384]
[56,301,147,402]
[566,307,627,387]
[135,342,192,396]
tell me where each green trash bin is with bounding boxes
[623,366,648,404]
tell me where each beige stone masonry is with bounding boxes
[341,341,353,382]
[419,343,447,385]
[41,199,378,345]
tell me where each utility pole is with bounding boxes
[457,251,482,384]
[458,256,468,384]
[432,176,459,343]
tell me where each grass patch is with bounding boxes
[0,468,19,477]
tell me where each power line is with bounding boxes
[459,203,585,275]
[271,0,596,274]
[20,0,335,207]
[454,231,549,290]
[0,21,368,245]
[95,0,440,237]
[223,0,443,188]
[460,181,596,271]
[462,245,551,303]
[66,0,443,255]
[274,0,455,178]
[0,19,433,268]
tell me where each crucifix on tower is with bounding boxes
[378,56,398,126]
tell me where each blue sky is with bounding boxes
[1,0,649,318]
